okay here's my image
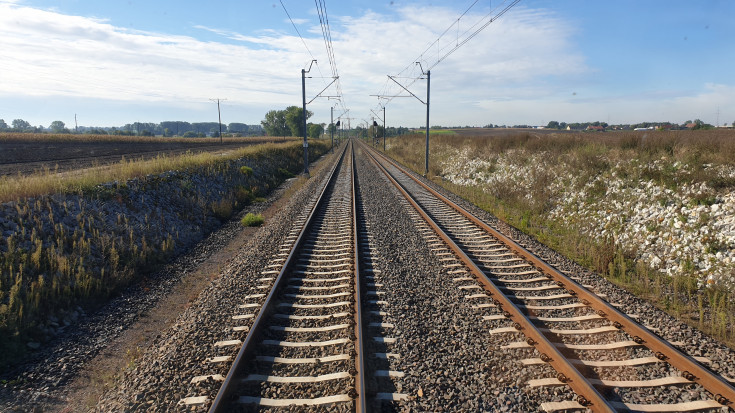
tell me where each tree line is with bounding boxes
[260,106,325,139]
[0,118,264,137]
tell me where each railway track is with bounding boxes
[360,141,735,412]
[197,141,405,411]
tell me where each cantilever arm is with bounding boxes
[387,75,425,105]
[307,76,339,105]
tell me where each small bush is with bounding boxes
[278,168,295,178]
[241,213,264,227]
[240,166,254,176]
[212,198,233,220]
[235,186,255,205]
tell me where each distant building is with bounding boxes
[685,123,697,129]
[586,125,604,131]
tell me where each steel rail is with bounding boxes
[351,142,368,412]
[360,142,614,412]
[364,142,735,409]
[209,143,353,412]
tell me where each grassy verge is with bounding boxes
[385,130,735,345]
[0,141,299,203]
[0,140,329,369]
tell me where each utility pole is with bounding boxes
[383,106,386,151]
[424,69,430,176]
[371,106,387,151]
[210,98,227,143]
[330,106,334,153]
[387,62,431,175]
[301,61,315,176]
[74,114,78,133]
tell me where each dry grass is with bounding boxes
[386,129,735,345]
[0,141,302,202]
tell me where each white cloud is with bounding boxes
[0,2,731,127]
[0,3,306,107]
[287,18,309,25]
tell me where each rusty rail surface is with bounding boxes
[360,141,735,411]
[209,141,367,412]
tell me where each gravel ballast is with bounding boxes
[5,140,735,412]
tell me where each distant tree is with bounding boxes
[191,122,220,134]
[732,120,734,127]
[0,119,7,129]
[160,121,192,135]
[162,128,172,137]
[285,106,313,137]
[12,119,31,130]
[228,122,249,133]
[183,131,198,138]
[307,123,324,139]
[546,121,560,129]
[261,109,289,136]
[210,128,220,138]
[49,120,69,133]
[139,130,154,136]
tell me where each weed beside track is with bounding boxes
[385,130,735,345]
[0,140,329,370]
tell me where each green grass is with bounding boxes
[241,213,265,227]
[429,129,458,136]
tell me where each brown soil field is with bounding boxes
[0,135,292,176]
[449,127,579,136]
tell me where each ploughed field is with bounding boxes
[0,135,288,176]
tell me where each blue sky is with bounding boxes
[0,0,733,129]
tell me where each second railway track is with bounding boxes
[361,140,735,412]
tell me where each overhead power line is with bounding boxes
[314,0,347,113]
[280,0,316,61]
[375,0,521,111]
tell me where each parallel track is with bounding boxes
[361,141,735,412]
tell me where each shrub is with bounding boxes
[278,167,295,178]
[235,186,255,205]
[212,198,233,220]
[240,166,254,176]
[241,213,264,227]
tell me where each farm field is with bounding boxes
[0,134,293,176]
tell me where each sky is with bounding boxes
[0,0,733,129]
